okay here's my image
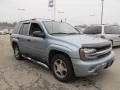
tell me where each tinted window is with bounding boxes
[84,26,102,34]
[104,26,120,34]
[19,23,30,35]
[13,22,22,34]
[29,23,43,36]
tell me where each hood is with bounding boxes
[52,35,110,47]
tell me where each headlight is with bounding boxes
[80,48,96,60]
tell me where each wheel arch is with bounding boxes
[12,41,18,49]
[48,49,74,71]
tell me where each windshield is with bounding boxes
[43,21,79,35]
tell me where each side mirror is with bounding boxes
[32,31,45,38]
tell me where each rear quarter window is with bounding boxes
[13,23,22,34]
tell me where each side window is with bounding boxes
[13,23,22,34]
[19,23,30,35]
[29,23,43,36]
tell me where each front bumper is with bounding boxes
[71,51,115,77]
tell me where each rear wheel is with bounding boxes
[13,44,22,60]
[51,54,74,82]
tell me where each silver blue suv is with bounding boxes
[10,18,115,82]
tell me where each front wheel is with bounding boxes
[51,54,74,82]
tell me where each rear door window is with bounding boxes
[19,23,30,35]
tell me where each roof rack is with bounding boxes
[30,18,51,21]
[20,18,53,22]
[20,20,29,22]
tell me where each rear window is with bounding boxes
[84,26,102,34]
[104,26,120,34]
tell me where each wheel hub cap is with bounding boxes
[54,59,67,78]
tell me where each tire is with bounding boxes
[51,54,74,82]
[13,44,22,60]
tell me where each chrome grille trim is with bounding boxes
[82,42,112,59]
[87,47,112,57]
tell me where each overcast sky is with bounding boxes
[0,0,120,25]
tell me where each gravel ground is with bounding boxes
[0,35,120,90]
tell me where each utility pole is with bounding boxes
[101,0,104,25]
[48,0,56,20]
[101,0,104,34]
[54,0,56,21]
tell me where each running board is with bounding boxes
[22,55,49,69]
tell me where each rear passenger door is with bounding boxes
[18,23,31,55]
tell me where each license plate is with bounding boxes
[96,63,107,72]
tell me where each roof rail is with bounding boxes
[20,18,52,22]
[30,18,37,20]
[30,18,51,21]
[20,20,29,22]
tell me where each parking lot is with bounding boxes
[0,35,120,90]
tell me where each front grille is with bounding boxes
[97,52,111,58]
[83,42,112,60]
[96,44,111,52]
[95,44,111,58]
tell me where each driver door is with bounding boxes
[27,23,47,62]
